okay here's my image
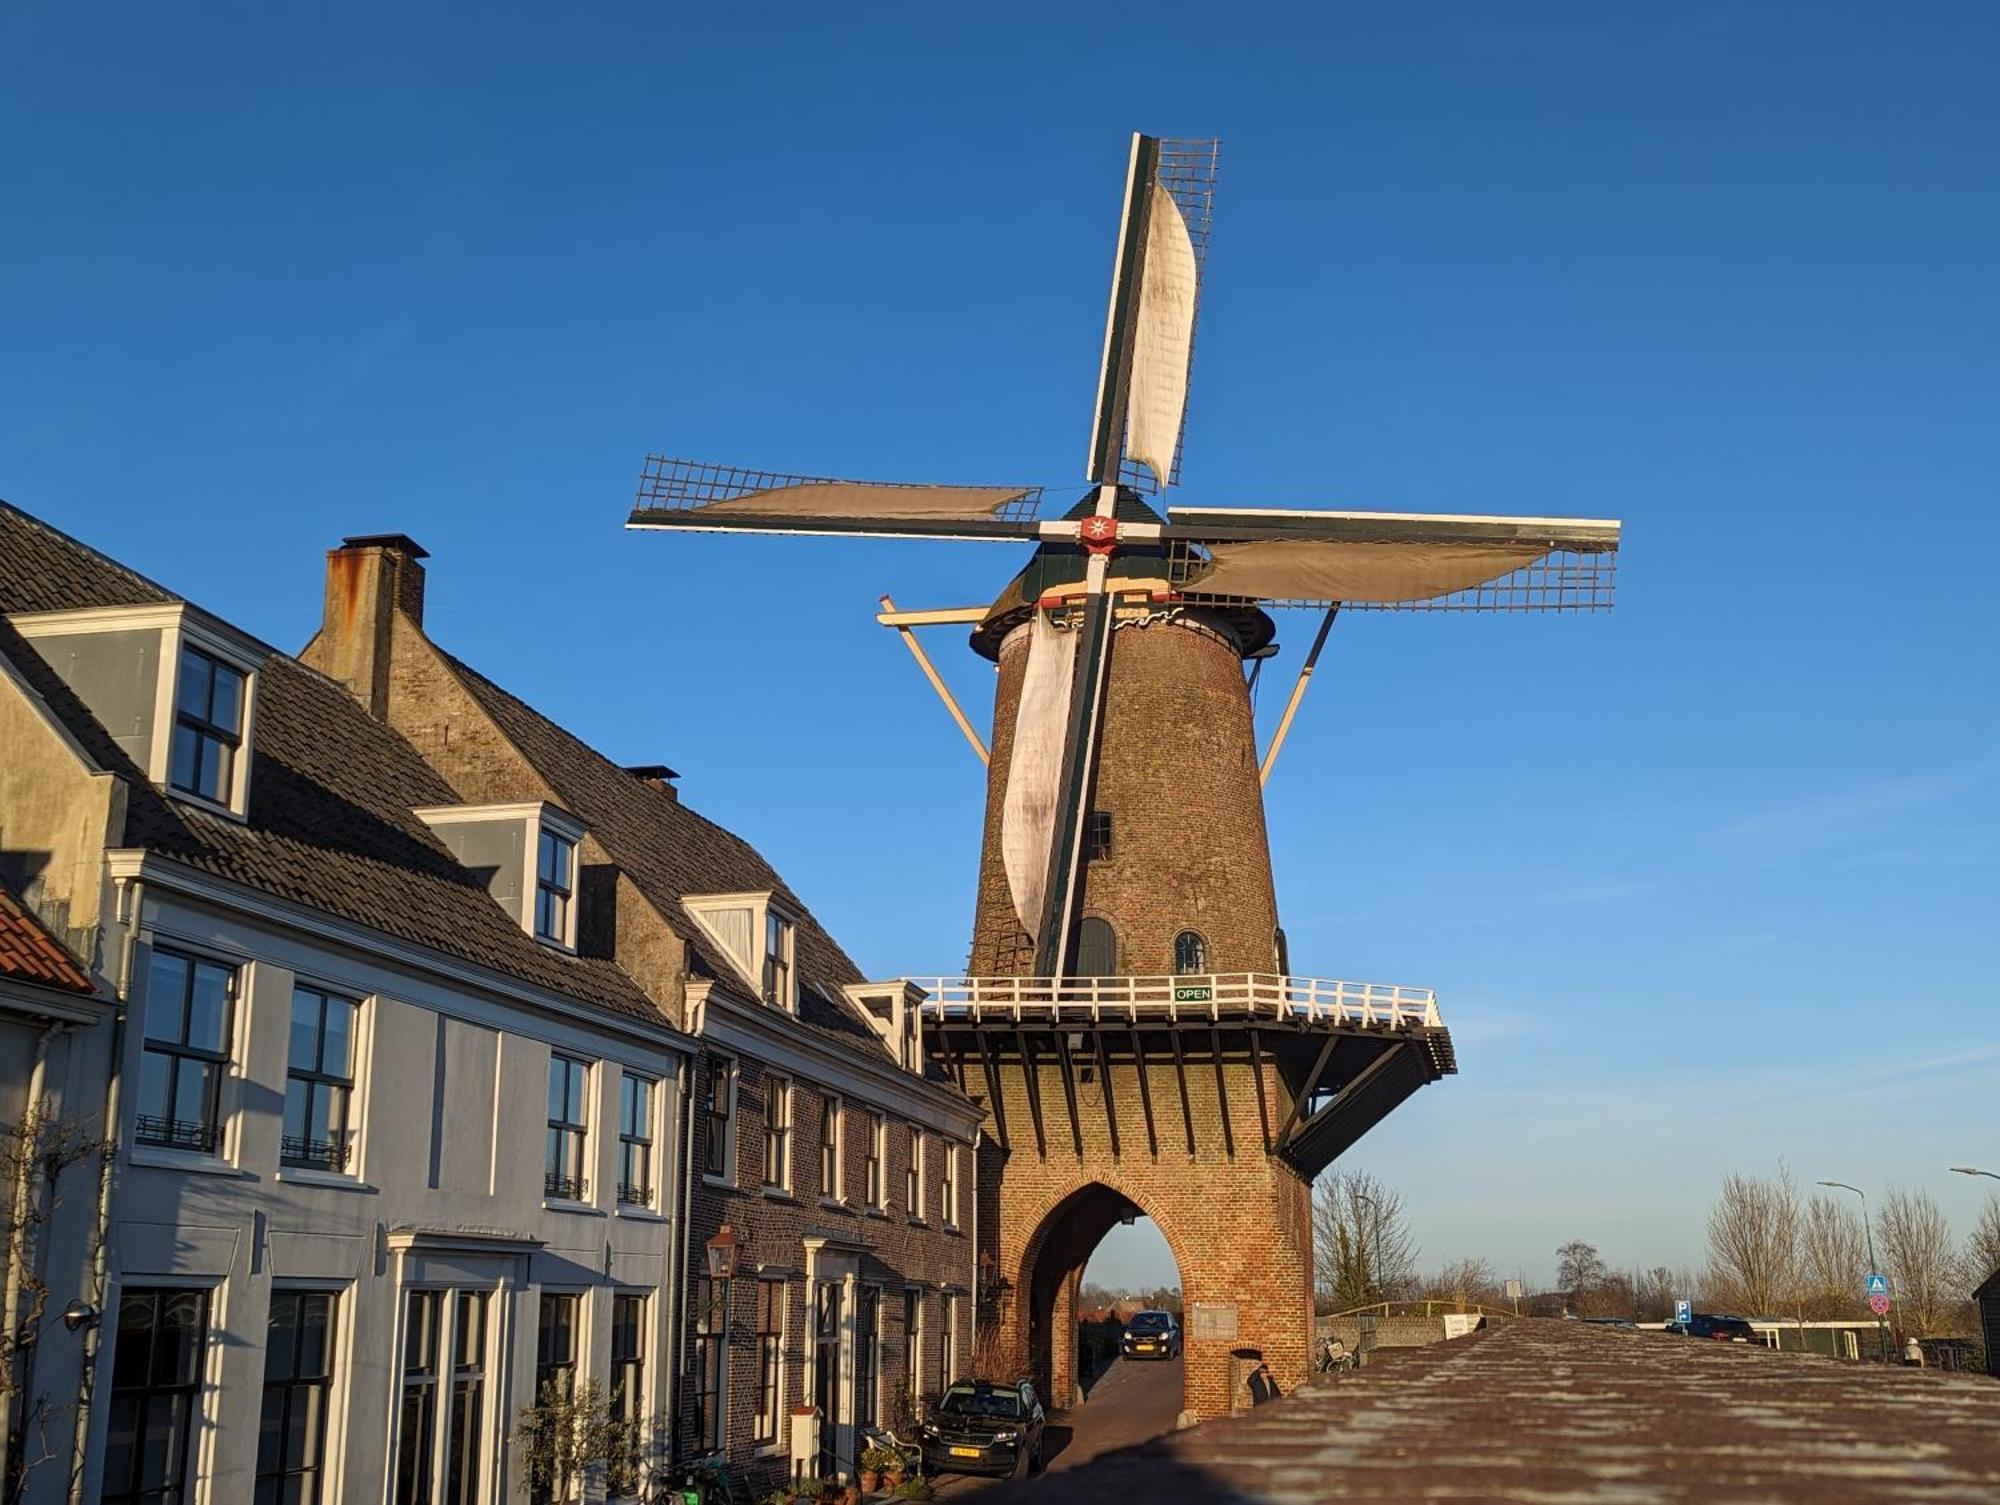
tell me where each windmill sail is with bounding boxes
[1124,183,1200,490]
[688,481,1034,519]
[1184,538,1549,604]
[1000,613,1078,938]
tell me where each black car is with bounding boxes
[1664,1312,1757,1343]
[919,1379,1046,1478]
[1120,1308,1182,1360]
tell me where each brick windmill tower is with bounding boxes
[631,134,1620,1417]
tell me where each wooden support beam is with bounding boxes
[1273,1033,1339,1150]
[1259,605,1339,786]
[1168,1030,1197,1157]
[975,1031,1009,1153]
[1130,1030,1158,1157]
[1053,1030,1085,1158]
[1248,1030,1273,1152]
[1092,1029,1120,1159]
[1283,1041,1409,1157]
[936,1028,968,1095]
[1210,1027,1235,1158]
[1017,1030,1048,1158]
[874,604,990,627]
[879,594,988,765]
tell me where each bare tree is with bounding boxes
[1704,1168,1801,1317]
[1965,1195,2000,1287]
[1313,1170,1418,1311]
[1555,1240,1606,1299]
[1423,1257,1502,1310]
[1876,1187,1961,1336]
[1798,1193,1867,1318]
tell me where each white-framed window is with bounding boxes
[856,1285,881,1428]
[941,1292,958,1386]
[907,1128,926,1220]
[762,1076,791,1190]
[136,947,237,1157]
[168,642,245,807]
[864,1112,886,1209]
[534,827,575,947]
[105,1285,212,1505]
[284,985,359,1174]
[752,1278,785,1445]
[618,1074,656,1208]
[819,1093,842,1200]
[609,1293,648,1497]
[545,1055,591,1202]
[903,1288,922,1399]
[702,1057,736,1184]
[394,1286,495,1505]
[258,1287,340,1503]
[940,1142,959,1229]
[692,1276,728,1452]
[763,910,794,1010]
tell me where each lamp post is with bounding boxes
[1819,1180,1891,1362]
[1354,1191,1386,1311]
[1949,1166,2000,1182]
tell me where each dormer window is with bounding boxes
[169,644,244,804]
[535,827,575,945]
[414,801,585,950]
[763,912,793,1008]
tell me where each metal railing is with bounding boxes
[909,973,1440,1029]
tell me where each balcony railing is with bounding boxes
[909,973,1441,1029]
[281,1134,353,1172]
[135,1115,222,1154]
[544,1172,590,1202]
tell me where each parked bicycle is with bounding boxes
[657,1449,759,1505]
[1315,1334,1355,1374]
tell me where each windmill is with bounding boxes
[629,133,1620,988]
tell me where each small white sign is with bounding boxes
[1189,1302,1238,1341]
[1443,1313,1478,1339]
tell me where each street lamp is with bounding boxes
[1354,1192,1386,1311]
[1949,1167,2000,1181]
[1818,1180,1892,1362]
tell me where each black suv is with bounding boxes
[919,1379,1046,1479]
[1665,1312,1758,1343]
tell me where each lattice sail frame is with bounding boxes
[1118,137,1221,496]
[1165,539,1619,612]
[635,455,1046,526]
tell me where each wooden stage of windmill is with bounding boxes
[629,133,1620,1420]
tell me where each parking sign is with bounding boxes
[1674,1299,1691,1325]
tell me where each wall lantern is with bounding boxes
[706,1224,741,1281]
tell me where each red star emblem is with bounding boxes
[1079,515,1120,553]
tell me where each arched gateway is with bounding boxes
[921,602,1457,1421]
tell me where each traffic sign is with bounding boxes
[1674,1299,1691,1325]
[1865,1272,1889,1298]
[1869,1293,1891,1316]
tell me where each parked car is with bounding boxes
[1120,1308,1183,1359]
[1664,1312,1758,1343]
[919,1379,1046,1478]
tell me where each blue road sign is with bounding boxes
[1674,1299,1691,1325]
[1865,1272,1889,1298]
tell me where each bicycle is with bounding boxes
[1315,1335,1355,1374]
[656,1448,759,1505]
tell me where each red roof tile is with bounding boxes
[0,887,94,993]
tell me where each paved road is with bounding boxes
[933,1356,1184,1495]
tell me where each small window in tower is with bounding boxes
[1174,930,1208,975]
[1084,811,1112,862]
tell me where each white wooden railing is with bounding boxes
[907,973,1440,1029]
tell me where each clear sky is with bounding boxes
[5,3,1996,1292]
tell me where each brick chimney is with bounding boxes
[317,534,427,719]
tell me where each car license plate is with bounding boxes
[950,1446,982,1458]
[1137,1342,1155,1351]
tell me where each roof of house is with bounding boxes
[437,651,884,1050]
[0,883,95,993]
[0,502,662,1027]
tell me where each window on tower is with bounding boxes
[1084,811,1112,862]
[1174,930,1208,975]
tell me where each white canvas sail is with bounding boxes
[1000,613,1078,939]
[1124,184,1200,489]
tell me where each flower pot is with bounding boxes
[860,1470,880,1493]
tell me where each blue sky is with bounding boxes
[5,3,1996,1291]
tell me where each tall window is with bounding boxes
[940,1143,958,1228]
[855,1287,880,1429]
[941,1293,958,1386]
[752,1279,785,1445]
[257,1290,336,1505]
[104,1287,209,1505]
[1174,930,1208,975]
[1084,810,1112,862]
[702,1058,734,1181]
[545,1056,590,1201]
[284,987,357,1172]
[907,1129,925,1218]
[762,1076,790,1189]
[609,1294,646,1496]
[864,1113,885,1208]
[536,1293,579,1405]
[762,911,793,1007]
[618,1075,655,1207]
[819,1094,841,1199]
[902,1289,922,1400]
[534,828,574,945]
[692,1277,727,1451]
[169,643,244,804]
[137,948,235,1155]
[395,1291,441,1505]
[445,1292,489,1505]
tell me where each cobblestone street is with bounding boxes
[989,1320,2000,1502]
